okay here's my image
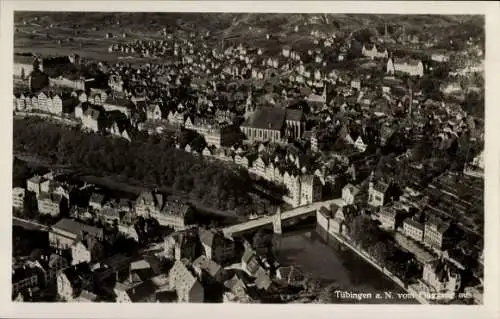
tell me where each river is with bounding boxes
[274,229,420,304]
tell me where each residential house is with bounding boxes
[362,44,389,60]
[71,236,104,265]
[164,228,199,261]
[114,277,156,303]
[152,200,194,230]
[56,262,94,301]
[192,255,223,283]
[27,175,47,197]
[368,180,397,207]
[146,103,163,121]
[49,218,104,250]
[71,290,98,302]
[135,191,164,217]
[199,228,236,265]
[81,108,101,132]
[223,274,254,303]
[12,187,25,209]
[168,260,204,303]
[103,96,134,118]
[12,265,39,295]
[353,135,368,152]
[419,259,461,300]
[342,184,359,205]
[38,192,65,217]
[378,207,398,231]
[299,174,322,206]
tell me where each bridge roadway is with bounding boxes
[223,198,345,237]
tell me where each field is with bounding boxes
[14,12,484,63]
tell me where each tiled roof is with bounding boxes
[160,200,191,217]
[52,218,104,239]
[193,255,221,277]
[241,107,286,131]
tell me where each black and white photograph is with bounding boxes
[1,1,499,317]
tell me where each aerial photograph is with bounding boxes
[11,12,484,304]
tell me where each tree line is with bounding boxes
[13,118,258,214]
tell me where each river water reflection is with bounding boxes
[274,229,420,304]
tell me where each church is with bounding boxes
[241,106,305,144]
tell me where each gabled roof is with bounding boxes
[52,218,104,239]
[193,255,221,277]
[241,107,286,131]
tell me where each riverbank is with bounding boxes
[315,226,429,304]
[275,229,420,304]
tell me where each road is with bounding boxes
[13,216,50,231]
[223,198,345,236]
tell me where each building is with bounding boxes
[56,263,94,301]
[103,95,134,118]
[192,255,223,283]
[151,200,195,230]
[185,118,241,148]
[37,192,65,217]
[146,104,163,121]
[12,265,39,295]
[49,218,104,250]
[341,184,359,205]
[423,216,452,252]
[368,180,396,207]
[361,44,389,60]
[419,259,461,300]
[164,228,199,261]
[403,218,425,242]
[14,54,37,78]
[168,260,204,303]
[81,108,101,132]
[12,187,25,209]
[299,174,323,206]
[71,236,104,265]
[387,57,425,77]
[135,191,164,217]
[27,175,47,197]
[198,228,236,265]
[240,107,305,143]
[114,278,156,303]
[378,207,398,230]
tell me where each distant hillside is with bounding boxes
[14,12,483,38]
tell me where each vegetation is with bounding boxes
[344,209,421,284]
[13,117,258,215]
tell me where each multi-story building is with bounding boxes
[342,184,359,205]
[27,175,47,198]
[12,265,39,295]
[403,218,425,242]
[361,44,389,60]
[37,192,64,217]
[168,260,204,303]
[12,187,26,209]
[81,108,100,132]
[423,216,452,252]
[199,228,236,265]
[419,259,461,300]
[185,117,241,148]
[49,218,104,250]
[378,207,398,230]
[387,57,425,77]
